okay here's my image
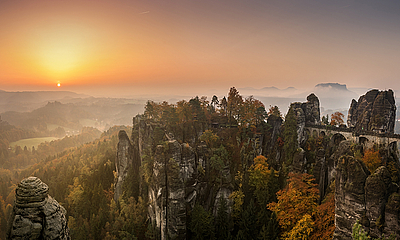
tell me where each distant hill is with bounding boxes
[238,86,300,98]
[0,90,88,113]
[1,99,144,133]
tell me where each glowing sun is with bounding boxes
[57,82,61,87]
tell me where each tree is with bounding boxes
[268,106,281,117]
[215,198,230,240]
[352,220,395,240]
[310,194,335,240]
[362,148,382,173]
[352,221,370,240]
[190,204,214,240]
[322,114,329,125]
[249,156,278,204]
[200,130,219,149]
[330,112,344,126]
[282,214,314,240]
[227,87,243,124]
[268,173,319,237]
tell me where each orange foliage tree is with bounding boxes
[330,112,344,126]
[268,172,319,237]
[362,148,382,173]
[310,193,335,240]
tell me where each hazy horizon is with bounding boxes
[1,0,400,97]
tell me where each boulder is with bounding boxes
[7,177,70,239]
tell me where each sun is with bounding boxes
[57,82,61,87]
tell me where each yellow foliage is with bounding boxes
[362,148,382,173]
[282,214,314,240]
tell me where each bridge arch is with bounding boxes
[359,136,369,146]
[332,133,346,145]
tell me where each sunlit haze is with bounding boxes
[1,0,400,97]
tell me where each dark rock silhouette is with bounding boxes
[347,89,396,134]
[289,93,321,146]
[7,177,70,240]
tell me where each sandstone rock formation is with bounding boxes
[116,116,233,240]
[7,177,70,240]
[114,130,133,201]
[289,93,321,146]
[333,141,400,240]
[347,89,396,134]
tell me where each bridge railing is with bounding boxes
[305,124,400,139]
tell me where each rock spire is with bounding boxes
[7,177,70,239]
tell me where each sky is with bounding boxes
[1,0,400,97]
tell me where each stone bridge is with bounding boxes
[305,124,400,149]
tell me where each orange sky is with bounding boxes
[1,0,400,96]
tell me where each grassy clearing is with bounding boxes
[47,124,76,132]
[10,137,59,150]
[79,118,97,127]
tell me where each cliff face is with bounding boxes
[114,130,133,201]
[347,89,396,133]
[118,117,233,240]
[7,177,70,240]
[333,142,400,239]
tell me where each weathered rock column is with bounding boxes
[7,177,70,240]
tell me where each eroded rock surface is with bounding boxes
[289,93,321,146]
[114,130,133,201]
[119,117,233,240]
[347,89,396,133]
[333,141,400,240]
[7,177,70,240]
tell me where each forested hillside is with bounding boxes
[0,126,128,239]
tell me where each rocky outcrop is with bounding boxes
[7,177,70,240]
[334,144,370,240]
[117,117,233,240]
[365,166,392,237]
[114,130,133,201]
[289,93,321,146]
[347,89,396,134]
[333,141,400,240]
[264,114,283,168]
[305,93,321,126]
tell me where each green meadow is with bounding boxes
[10,137,58,150]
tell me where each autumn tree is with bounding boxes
[330,112,344,127]
[268,106,281,117]
[249,155,278,205]
[268,173,319,239]
[227,87,243,124]
[248,155,280,239]
[241,95,266,128]
[362,148,382,173]
[310,193,335,240]
[283,214,314,240]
